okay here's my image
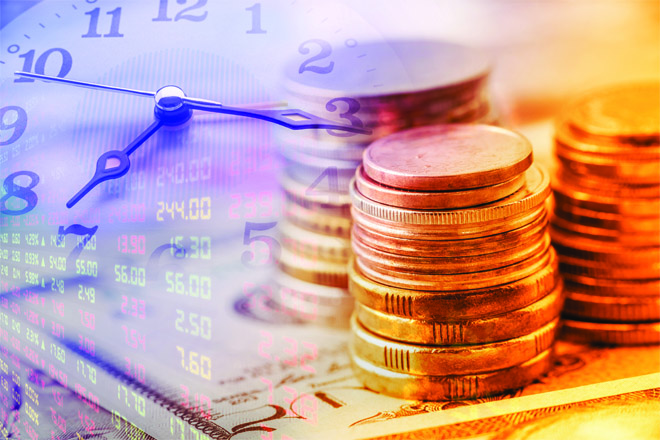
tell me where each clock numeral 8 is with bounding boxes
[1,171,39,216]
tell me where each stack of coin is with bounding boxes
[349,124,564,400]
[551,82,660,345]
[272,40,496,325]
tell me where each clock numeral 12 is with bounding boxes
[82,7,124,38]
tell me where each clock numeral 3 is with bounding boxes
[82,7,124,38]
[153,0,208,22]
[325,97,364,137]
[14,48,73,83]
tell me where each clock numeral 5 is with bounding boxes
[242,221,280,267]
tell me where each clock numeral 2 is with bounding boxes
[152,0,208,22]
[82,7,124,38]
[14,49,73,83]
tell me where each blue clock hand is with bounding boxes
[14,72,371,134]
[67,120,163,208]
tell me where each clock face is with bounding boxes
[0,1,395,438]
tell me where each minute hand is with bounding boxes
[184,97,371,134]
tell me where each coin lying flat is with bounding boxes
[348,254,559,320]
[363,124,532,191]
[356,281,564,345]
[561,319,660,346]
[355,165,526,210]
[279,219,350,263]
[564,289,660,322]
[350,314,559,375]
[278,246,348,288]
[351,346,554,401]
[285,201,351,238]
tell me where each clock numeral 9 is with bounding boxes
[1,171,39,216]
[0,106,28,146]
[153,0,208,22]
[14,48,73,83]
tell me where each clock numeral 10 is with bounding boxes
[82,7,124,38]
[14,49,73,83]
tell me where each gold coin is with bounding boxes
[352,231,551,275]
[551,226,660,265]
[555,121,660,158]
[350,165,550,226]
[352,204,546,240]
[350,314,559,375]
[278,247,348,288]
[551,217,660,246]
[280,171,351,217]
[556,168,660,198]
[552,183,660,217]
[561,319,660,346]
[350,346,554,401]
[362,124,533,191]
[558,256,660,280]
[553,202,660,233]
[555,148,660,184]
[356,246,552,291]
[352,211,548,257]
[356,281,564,345]
[563,82,660,144]
[279,219,350,263]
[274,270,354,309]
[564,289,660,322]
[348,254,560,320]
[355,165,526,210]
[564,276,660,297]
[285,201,352,238]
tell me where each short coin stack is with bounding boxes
[349,124,563,400]
[273,40,495,325]
[551,82,660,345]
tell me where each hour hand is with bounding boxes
[184,98,372,134]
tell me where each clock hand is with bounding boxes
[67,120,163,208]
[15,72,371,134]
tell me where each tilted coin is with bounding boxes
[356,246,552,291]
[363,124,533,191]
[350,165,550,226]
[351,211,548,258]
[350,314,559,375]
[356,281,564,345]
[355,165,526,210]
[352,231,551,275]
[561,319,660,346]
[350,346,554,401]
[564,289,660,322]
[348,251,560,320]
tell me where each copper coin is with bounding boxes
[553,201,660,233]
[555,120,660,158]
[355,246,553,291]
[564,289,660,322]
[348,254,560,321]
[350,314,559,375]
[279,219,350,263]
[285,201,351,238]
[561,319,660,346]
[351,204,547,240]
[363,124,533,191]
[552,183,660,217]
[350,164,550,226]
[551,217,660,246]
[351,212,547,258]
[563,276,660,297]
[350,347,553,401]
[558,256,660,280]
[351,232,551,275]
[563,82,660,144]
[356,281,564,345]
[354,165,526,210]
[555,147,660,184]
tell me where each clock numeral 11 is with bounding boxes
[82,7,124,38]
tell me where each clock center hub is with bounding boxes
[154,85,192,126]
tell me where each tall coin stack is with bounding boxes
[551,82,660,345]
[273,40,495,325]
[349,125,564,400]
